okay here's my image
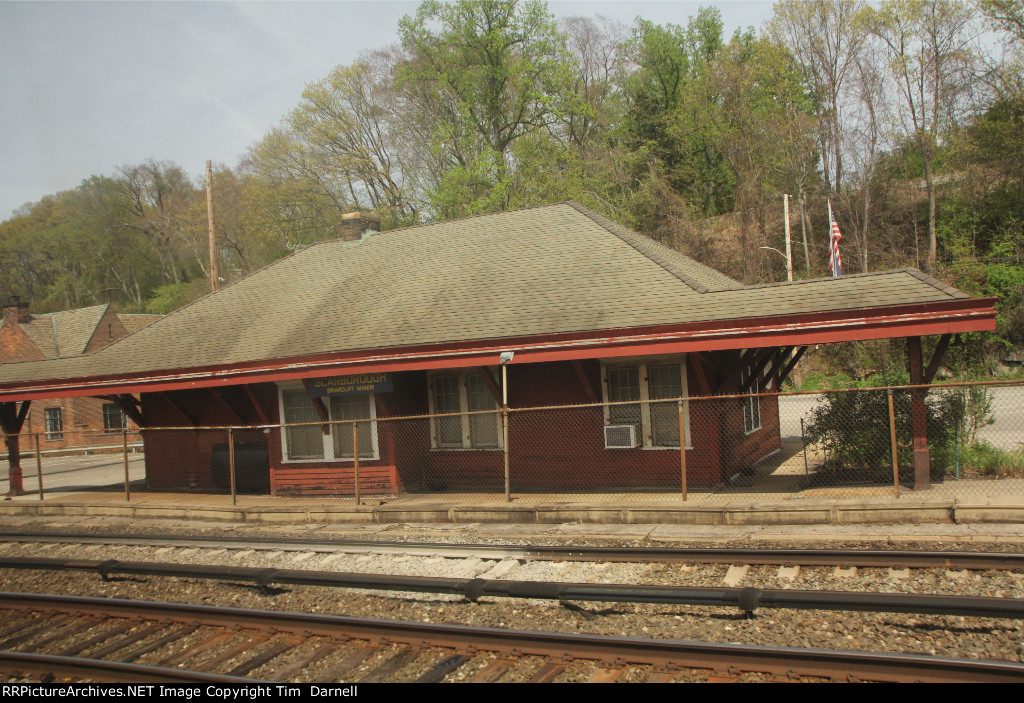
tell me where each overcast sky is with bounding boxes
[0,1,776,220]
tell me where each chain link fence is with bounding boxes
[2,381,1022,506]
[0,429,144,498]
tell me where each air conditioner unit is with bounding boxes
[604,424,638,449]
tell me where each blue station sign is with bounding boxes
[307,373,393,397]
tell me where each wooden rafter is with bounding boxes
[688,354,711,396]
[571,360,598,403]
[243,385,269,425]
[158,392,197,427]
[776,347,808,389]
[757,347,794,392]
[477,367,502,404]
[716,348,761,394]
[207,388,244,425]
[108,394,145,427]
[924,334,952,385]
[737,349,776,393]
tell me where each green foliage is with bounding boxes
[940,441,1024,477]
[144,283,198,315]
[804,374,962,480]
[397,0,582,216]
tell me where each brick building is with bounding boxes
[0,203,998,497]
[0,300,159,454]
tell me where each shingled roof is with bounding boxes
[0,202,993,393]
[1,304,111,359]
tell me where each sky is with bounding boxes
[0,1,777,220]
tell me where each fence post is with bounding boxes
[353,421,360,505]
[35,434,43,501]
[678,399,687,501]
[228,427,236,506]
[502,407,510,502]
[123,428,130,501]
[887,389,900,498]
[800,418,809,480]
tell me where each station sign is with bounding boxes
[307,373,393,397]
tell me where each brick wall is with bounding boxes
[136,358,782,496]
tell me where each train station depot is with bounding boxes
[0,202,997,497]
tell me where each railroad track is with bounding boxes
[2,530,1022,570]
[2,592,1024,683]
[3,556,1024,619]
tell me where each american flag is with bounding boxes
[828,201,843,277]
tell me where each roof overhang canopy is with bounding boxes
[0,296,995,403]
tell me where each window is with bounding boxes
[741,366,761,434]
[103,404,127,433]
[277,385,377,462]
[429,370,502,450]
[602,357,690,449]
[44,408,63,441]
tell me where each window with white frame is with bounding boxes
[44,408,63,441]
[428,370,502,450]
[602,357,690,449]
[277,384,378,462]
[740,366,761,434]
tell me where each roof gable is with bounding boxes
[18,304,110,358]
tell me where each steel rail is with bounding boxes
[1,530,1021,570]
[1,592,1022,683]
[3,556,1024,619]
[0,651,265,684]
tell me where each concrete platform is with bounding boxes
[3,439,1022,528]
[2,488,1023,527]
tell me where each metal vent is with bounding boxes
[604,424,637,449]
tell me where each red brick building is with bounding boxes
[0,300,159,457]
[0,203,998,496]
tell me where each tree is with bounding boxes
[868,0,980,271]
[397,0,582,216]
[559,14,628,153]
[117,160,200,285]
[769,0,868,197]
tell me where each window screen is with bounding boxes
[282,390,323,460]
[330,394,374,459]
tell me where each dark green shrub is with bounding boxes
[804,374,962,483]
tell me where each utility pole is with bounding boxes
[206,160,219,292]
[783,194,793,282]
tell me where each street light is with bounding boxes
[759,247,793,281]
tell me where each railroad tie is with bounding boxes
[527,661,566,683]
[227,638,297,677]
[313,644,377,683]
[357,648,422,683]
[414,654,471,684]
[0,615,71,649]
[118,625,200,663]
[56,621,136,657]
[588,666,629,683]
[274,641,340,681]
[154,629,235,669]
[466,658,515,683]
[86,622,167,660]
[193,633,270,670]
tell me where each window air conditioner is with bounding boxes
[604,424,637,449]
